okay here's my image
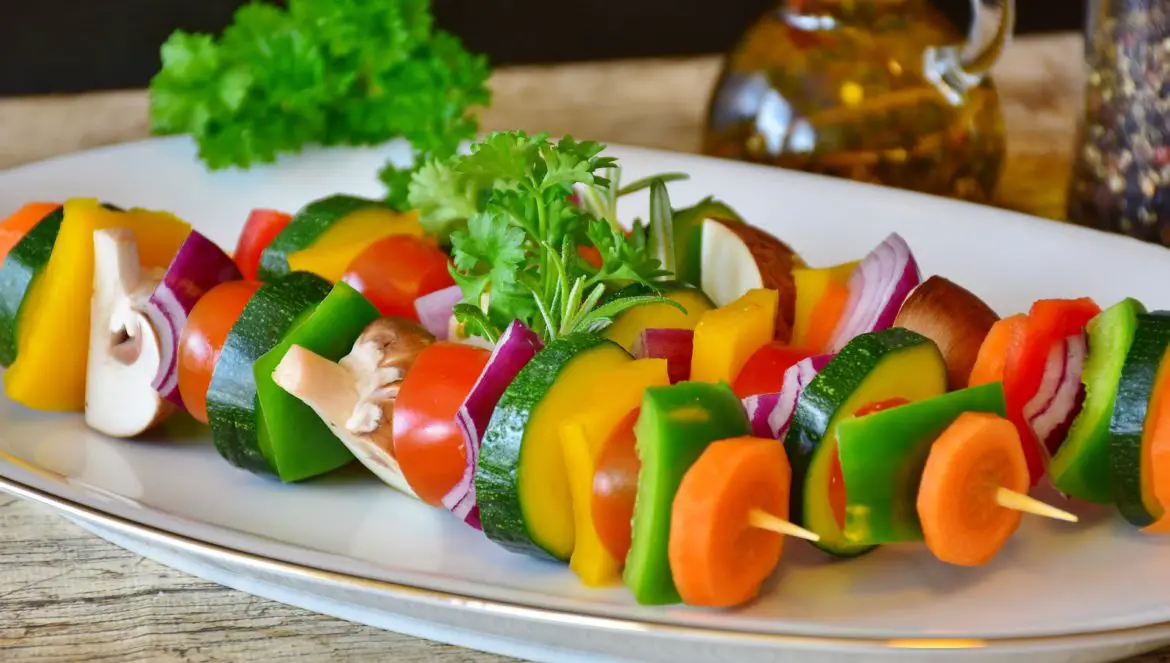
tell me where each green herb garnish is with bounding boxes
[148,0,490,207]
[408,130,686,343]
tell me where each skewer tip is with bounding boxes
[995,487,1079,523]
[749,508,822,542]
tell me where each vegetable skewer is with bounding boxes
[670,437,811,607]
[7,127,1167,619]
[917,412,1075,567]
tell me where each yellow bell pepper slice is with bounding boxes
[690,288,778,384]
[520,341,631,561]
[790,261,858,347]
[286,207,424,282]
[560,358,671,586]
[603,288,714,352]
[4,199,190,411]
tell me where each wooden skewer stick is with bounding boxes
[995,487,1079,523]
[748,509,822,542]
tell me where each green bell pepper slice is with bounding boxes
[623,381,751,606]
[1050,297,1145,503]
[836,382,1007,545]
[254,280,381,482]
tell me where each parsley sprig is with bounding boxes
[408,131,685,343]
[148,0,490,207]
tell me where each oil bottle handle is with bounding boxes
[924,0,1015,102]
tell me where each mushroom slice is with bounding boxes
[270,317,436,498]
[86,229,175,438]
[273,344,419,498]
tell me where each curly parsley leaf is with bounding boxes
[410,130,685,343]
[149,0,490,201]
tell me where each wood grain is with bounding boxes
[0,31,1165,663]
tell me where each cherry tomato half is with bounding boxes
[592,408,641,561]
[732,342,816,398]
[177,280,262,424]
[392,342,491,506]
[234,209,292,281]
[341,234,454,320]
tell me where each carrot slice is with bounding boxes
[1142,355,1170,533]
[916,412,1029,566]
[669,436,790,607]
[804,281,850,353]
[0,202,59,265]
[969,314,1026,387]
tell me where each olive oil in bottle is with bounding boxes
[703,0,1013,204]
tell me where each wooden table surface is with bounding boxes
[1,31,1166,663]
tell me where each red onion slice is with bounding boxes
[743,353,834,440]
[632,328,694,384]
[444,320,544,528]
[744,392,782,438]
[143,231,241,408]
[827,233,921,353]
[1028,334,1088,454]
[1023,339,1067,422]
[414,285,463,340]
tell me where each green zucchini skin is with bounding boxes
[1051,298,1145,503]
[784,327,946,557]
[257,195,389,281]
[0,207,64,367]
[1109,312,1170,527]
[206,271,332,474]
[475,333,611,560]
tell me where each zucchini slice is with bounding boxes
[784,327,947,557]
[258,195,394,281]
[0,206,63,367]
[1110,312,1170,527]
[253,281,380,482]
[207,271,331,475]
[476,333,631,561]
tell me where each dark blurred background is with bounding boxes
[3,0,1081,96]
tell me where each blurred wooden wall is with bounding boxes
[1,0,1082,95]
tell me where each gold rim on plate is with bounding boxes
[2,471,1168,652]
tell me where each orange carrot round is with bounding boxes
[917,412,1029,567]
[669,436,791,607]
[0,202,59,266]
[968,314,1026,387]
[1142,368,1170,533]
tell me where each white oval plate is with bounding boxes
[2,137,1170,663]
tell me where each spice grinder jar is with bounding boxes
[1067,0,1170,244]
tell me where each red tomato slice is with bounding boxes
[592,408,641,561]
[234,209,292,281]
[1003,297,1101,484]
[831,398,911,529]
[392,342,491,506]
[732,342,816,398]
[177,280,262,424]
[341,235,455,320]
